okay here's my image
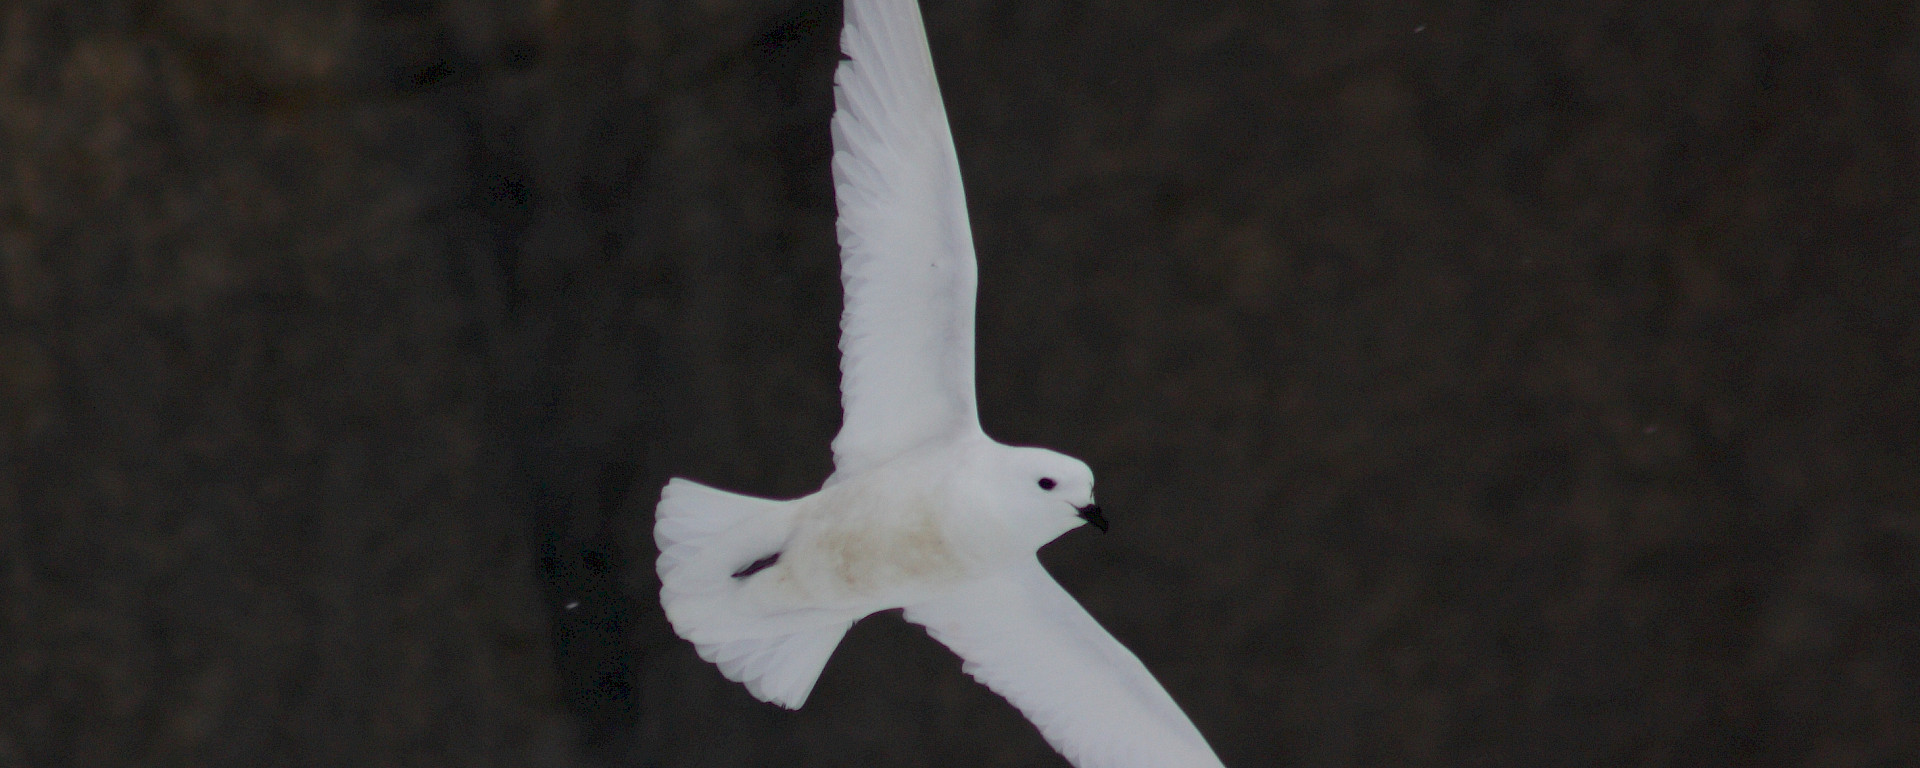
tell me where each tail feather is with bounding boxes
[702,621,854,708]
[656,478,783,553]
[654,478,853,709]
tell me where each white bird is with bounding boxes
[654,1,1226,766]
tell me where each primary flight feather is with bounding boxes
[654,1,1227,766]
[830,0,979,480]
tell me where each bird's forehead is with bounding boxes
[1020,451,1090,478]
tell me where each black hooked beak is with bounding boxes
[1076,503,1108,533]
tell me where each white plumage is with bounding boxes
[829,0,980,481]
[654,1,1227,766]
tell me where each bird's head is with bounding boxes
[988,445,1104,550]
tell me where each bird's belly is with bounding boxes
[772,495,971,606]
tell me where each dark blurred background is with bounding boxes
[3,0,1916,765]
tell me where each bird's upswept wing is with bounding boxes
[828,0,983,482]
[903,559,1227,768]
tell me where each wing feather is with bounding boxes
[829,0,982,481]
[904,560,1226,768]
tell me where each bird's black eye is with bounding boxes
[1038,478,1056,490]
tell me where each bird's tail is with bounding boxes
[654,478,853,708]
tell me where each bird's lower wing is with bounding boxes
[902,559,1225,768]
